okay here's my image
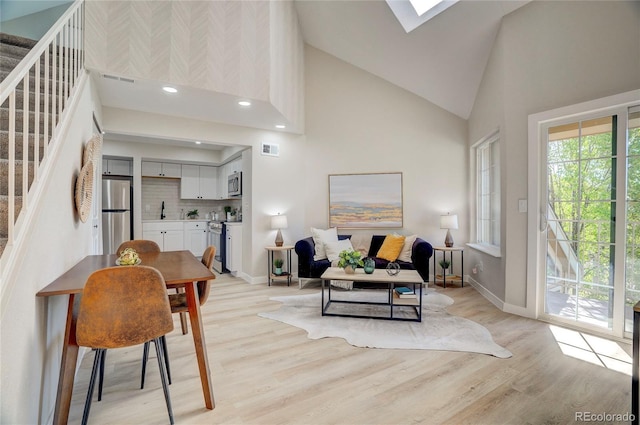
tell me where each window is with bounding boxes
[474,131,500,254]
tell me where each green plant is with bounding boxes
[224,206,232,214]
[274,258,284,268]
[438,259,451,270]
[187,209,198,218]
[337,249,364,269]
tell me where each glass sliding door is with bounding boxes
[545,116,616,329]
[625,107,640,333]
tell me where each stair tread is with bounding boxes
[0,33,38,49]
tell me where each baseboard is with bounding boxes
[503,302,536,318]
[466,276,505,311]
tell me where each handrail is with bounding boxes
[0,0,83,103]
[0,0,85,276]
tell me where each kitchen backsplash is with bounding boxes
[142,177,241,221]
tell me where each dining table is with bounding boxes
[36,250,217,425]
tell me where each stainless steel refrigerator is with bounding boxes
[102,177,132,254]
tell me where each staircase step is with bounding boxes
[0,33,38,49]
[0,131,46,160]
[0,195,23,238]
[0,159,34,197]
[0,107,52,134]
[1,88,49,111]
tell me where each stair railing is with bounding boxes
[0,0,85,276]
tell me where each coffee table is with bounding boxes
[320,267,424,322]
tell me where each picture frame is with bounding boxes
[328,172,403,228]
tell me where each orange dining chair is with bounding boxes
[76,266,175,425]
[140,245,216,389]
[116,239,161,254]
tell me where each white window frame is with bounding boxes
[469,130,501,257]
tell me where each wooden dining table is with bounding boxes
[36,250,216,425]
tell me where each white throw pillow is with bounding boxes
[311,227,338,261]
[397,234,417,262]
[324,239,354,262]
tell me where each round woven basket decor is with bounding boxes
[75,160,94,223]
[83,133,103,167]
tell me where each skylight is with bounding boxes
[386,0,458,33]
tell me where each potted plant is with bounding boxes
[438,259,451,274]
[224,206,232,221]
[274,258,284,275]
[187,209,199,219]
[338,249,364,274]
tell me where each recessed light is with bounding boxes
[195,141,201,145]
[162,86,178,93]
[275,124,286,129]
[238,100,251,107]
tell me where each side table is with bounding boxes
[266,245,294,286]
[433,246,464,288]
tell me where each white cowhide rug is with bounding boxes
[258,289,512,358]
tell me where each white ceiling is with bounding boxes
[96,0,530,146]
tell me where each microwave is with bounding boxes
[228,172,242,197]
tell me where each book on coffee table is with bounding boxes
[394,286,415,298]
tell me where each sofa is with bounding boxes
[295,234,433,289]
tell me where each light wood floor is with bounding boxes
[68,275,633,424]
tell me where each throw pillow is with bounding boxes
[397,234,417,262]
[325,239,354,262]
[376,234,406,262]
[311,227,338,261]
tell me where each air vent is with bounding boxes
[102,74,135,84]
[261,142,280,157]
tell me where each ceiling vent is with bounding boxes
[261,142,279,157]
[102,74,135,84]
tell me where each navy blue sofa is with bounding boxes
[294,234,433,288]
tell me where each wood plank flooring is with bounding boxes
[67,275,633,424]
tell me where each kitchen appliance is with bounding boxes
[102,177,133,254]
[208,221,226,273]
[228,172,242,197]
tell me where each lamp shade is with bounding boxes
[440,214,458,230]
[271,214,288,229]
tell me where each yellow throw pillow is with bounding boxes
[377,234,406,262]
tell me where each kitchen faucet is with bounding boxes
[161,201,166,220]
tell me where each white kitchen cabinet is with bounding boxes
[216,158,243,199]
[225,223,242,273]
[184,221,208,256]
[102,158,132,176]
[181,165,218,199]
[142,222,184,251]
[141,161,181,178]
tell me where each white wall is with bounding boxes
[303,46,468,249]
[468,0,640,309]
[0,77,100,424]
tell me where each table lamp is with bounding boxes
[440,214,458,247]
[271,214,288,247]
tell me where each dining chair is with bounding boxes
[140,246,216,390]
[76,266,175,425]
[116,239,161,254]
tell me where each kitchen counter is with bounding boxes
[143,219,208,223]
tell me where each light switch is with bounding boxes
[518,199,527,213]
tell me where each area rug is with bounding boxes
[258,290,512,358]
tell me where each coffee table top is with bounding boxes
[321,267,423,284]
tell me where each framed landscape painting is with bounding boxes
[328,172,403,228]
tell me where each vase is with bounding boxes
[344,265,355,274]
[364,258,375,274]
[275,267,282,275]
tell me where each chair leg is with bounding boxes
[179,312,189,334]
[98,349,106,401]
[160,335,172,385]
[82,349,104,425]
[154,337,175,425]
[141,341,150,389]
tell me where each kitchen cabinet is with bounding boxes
[141,161,181,178]
[142,222,184,251]
[184,221,208,257]
[102,158,132,176]
[181,165,218,199]
[217,158,243,199]
[225,223,242,273]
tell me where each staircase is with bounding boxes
[0,33,42,257]
[0,0,85,274]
